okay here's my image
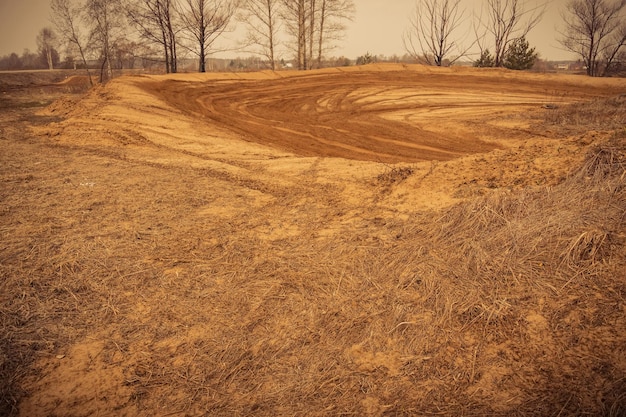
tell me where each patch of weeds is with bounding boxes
[543,95,626,131]
[377,166,414,185]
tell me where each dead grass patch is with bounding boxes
[542,95,626,132]
[376,166,415,184]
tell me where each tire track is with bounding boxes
[139,69,619,163]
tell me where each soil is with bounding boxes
[1,65,625,416]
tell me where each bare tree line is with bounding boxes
[46,0,355,79]
[403,0,545,67]
[278,0,355,70]
[404,0,626,76]
[560,0,626,76]
[126,0,179,74]
[237,0,281,70]
[5,0,625,78]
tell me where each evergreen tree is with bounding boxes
[356,52,375,65]
[503,37,538,70]
[474,49,495,67]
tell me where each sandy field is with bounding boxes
[1,64,625,416]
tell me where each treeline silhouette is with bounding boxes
[0,49,61,71]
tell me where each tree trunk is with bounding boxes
[317,0,326,67]
[308,0,316,69]
[168,24,177,73]
[199,11,206,73]
[587,29,596,76]
[46,48,54,70]
[301,0,307,70]
[200,42,206,72]
[267,0,276,70]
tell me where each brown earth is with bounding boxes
[1,65,625,416]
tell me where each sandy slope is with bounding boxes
[35,64,625,213]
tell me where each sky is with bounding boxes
[0,0,575,62]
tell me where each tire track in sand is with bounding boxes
[140,69,616,163]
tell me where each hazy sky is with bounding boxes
[0,0,574,61]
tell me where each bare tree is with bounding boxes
[127,0,179,73]
[85,0,126,82]
[238,0,281,69]
[113,39,142,69]
[179,0,239,72]
[308,0,317,67]
[281,0,307,69]
[476,0,544,67]
[559,0,626,76]
[314,0,354,67]
[282,0,353,70]
[403,0,474,66]
[37,27,58,70]
[51,0,94,85]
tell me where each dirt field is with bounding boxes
[1,64,625,416]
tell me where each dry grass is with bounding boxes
[376,165,415,185]
[1,73,625,416]
[4,133,622,416]
[543,95,626,132]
